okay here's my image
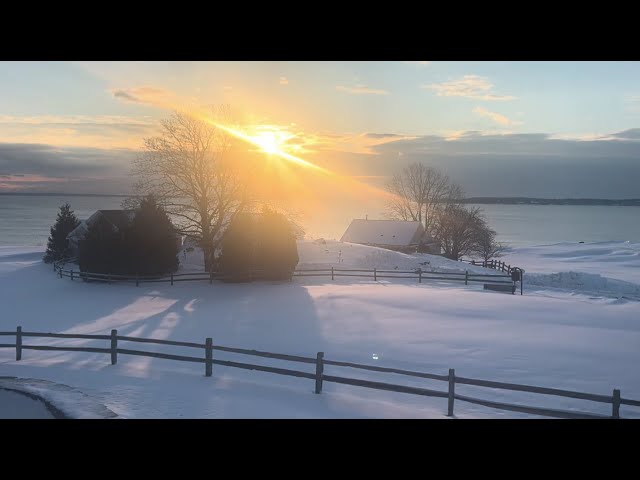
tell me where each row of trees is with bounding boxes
[43,199,299,280]
[386,163,506,261]
[44,197,179,276]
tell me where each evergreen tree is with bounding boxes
[257,208,299,280]
[129,196,179,275]
[78,195,179,276]
[43,203,80,263]
[219,207,299,282]
[218,213,255,282]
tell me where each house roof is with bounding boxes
[67,209,135,240]
[340,219,427,246]
[91,210,135,231]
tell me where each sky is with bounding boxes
[1,61,639,235]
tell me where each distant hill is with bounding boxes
[463,197,640,206]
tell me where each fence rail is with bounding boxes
[1,326,635,419]
[52,259,524,294]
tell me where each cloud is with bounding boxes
[625,95,640,113]
[279,76,289,85]
[610,128,640,140]
[0,143,137,193]
[364,133,403,139]
[0,115,152,127]
[472,106,522,126]
[363,130,640,197]
[110,86,173,107]
[0,115,156,150]
[336,84,389,95]
[423,75,516,101]
[404,61,431,66]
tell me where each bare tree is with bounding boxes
[473,228,508,263]
[129,110,248,272]
[433,204,486,260]
[385,163,463,233]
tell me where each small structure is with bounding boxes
[340,219,441,254]
[67,210,135,258]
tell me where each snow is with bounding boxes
[0,388,55,418]
[500,241,640,301]
[0,240,639,418]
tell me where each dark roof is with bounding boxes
[93,210,134,232]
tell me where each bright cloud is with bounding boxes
[472,106,521,126]
[280,77,289,85]
[404,61,431,66]
[423,75,516,101]
[336,84,390,95]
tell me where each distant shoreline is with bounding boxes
[463,197,640,206]
[1,192,639,206]
[0,192,129,197]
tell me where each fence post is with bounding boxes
[331,267,334,281]
[209,269,213,285]
[205,337,213,377]
[418,268,422,283]
[465,270,468,285]
[447,368,455,417]
[16,326,22,361]
[171,272,174,286]
[374,268,377,281]
[471,260,475,266]
[110,329,117,365]
[612,389,620,418]
[315,352,324,394]
[70,269,74,281]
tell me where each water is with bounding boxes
[0,195,124,247]
[471,204,640,247]
[1,194,639,247]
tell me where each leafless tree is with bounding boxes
[128,110,248,272]
[473,228,508,263]
[433,204,486,260]
[385,163,463,232]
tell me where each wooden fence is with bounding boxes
[52,259,523,294]
[2,326,637,418]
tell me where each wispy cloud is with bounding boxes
[110,86,173,107]
[404,61,431,67]
[423,75,516,101]
[625,94,640,114]
[336,84,389,95]
[0,115,152,127]
[279,76,289,85]
[472,107,522,126]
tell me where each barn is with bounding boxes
[340,219,441,254]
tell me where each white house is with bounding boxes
[340,219,441,254]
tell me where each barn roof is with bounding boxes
[340,219,427,246]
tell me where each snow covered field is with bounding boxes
[0,241,638,418]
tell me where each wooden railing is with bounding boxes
[2,326,637,419]
[52,261,522,294]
